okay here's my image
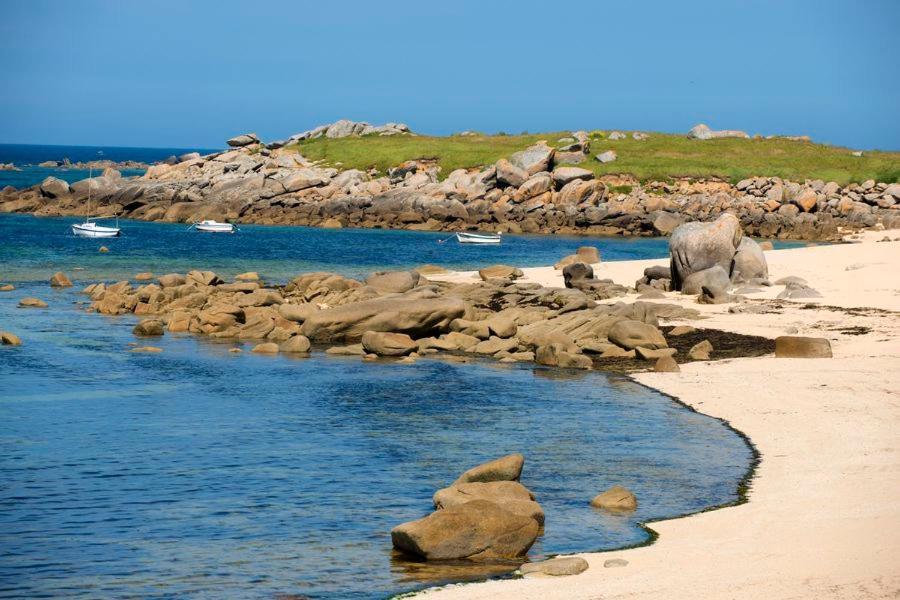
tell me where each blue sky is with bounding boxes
[1,0,898,150]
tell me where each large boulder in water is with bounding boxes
[433,481,544,525]
[361,331,417,356]
[454,453,524,484]
[391,499,540,560]
[300,295,466,342]
[669,214,743,291]
[731,237,768,283]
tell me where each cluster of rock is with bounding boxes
[24,213,836,374]
[391,454,543,561]
[286,119,411,142]
[36,158,149,170]
[2,132,896,239]
[391,453,636,569]
[0,163,20,171]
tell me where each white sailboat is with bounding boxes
[71,154,121,238]
[190,220,236,233]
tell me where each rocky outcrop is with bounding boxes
[3,135,896,240]
[300,295,466,342]
[669,214,744,291]
[227,133,260,147]
[288,120,410,143]
[688,123,750,140]
[361,331,417,356]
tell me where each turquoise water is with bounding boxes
[0,214,755,599]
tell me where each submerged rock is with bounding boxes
[18,297,48,308]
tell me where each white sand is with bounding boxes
[421,230,900,599]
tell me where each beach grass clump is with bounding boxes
[285,132,900,184]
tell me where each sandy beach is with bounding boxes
[422,230,900,599]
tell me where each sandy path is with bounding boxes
[420,231,900,599]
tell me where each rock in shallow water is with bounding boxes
[454,453,524,484]
[1,331,22,346]
[391,499,540,561]
[433,481,544,525]
[50,272,72,287]
[18,297,47,308]
[133,319,165,336]
[591,485,638,512]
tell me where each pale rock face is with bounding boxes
[226,133,260,147]
[687,123,750,140]
[509,142,555,175]
[595,150,617,163]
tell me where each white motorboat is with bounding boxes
[456,232,502,244]
[191,220,236,233]
[71,219,121,238]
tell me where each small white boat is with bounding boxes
[72,219,121,238]
[456,232,502,244]
[72,156,122,238]
[192,220,236,233]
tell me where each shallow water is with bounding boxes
[0,213,801,285]
[0,214,755,599]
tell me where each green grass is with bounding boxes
[285,131,900,185]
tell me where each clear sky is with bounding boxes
[1,0,898,150]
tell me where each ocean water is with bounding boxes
[0,144,217,189]
[0,213,756,599]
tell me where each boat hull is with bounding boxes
[456,232,502,244]
[72,223,120,238]
[194,223,235,233]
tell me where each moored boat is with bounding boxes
[71,219,121,238]
[456,232,502,244]
[191,220,236,233]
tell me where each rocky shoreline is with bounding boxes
[1,124,898,240]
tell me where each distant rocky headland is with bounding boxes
[2,119,898,240]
